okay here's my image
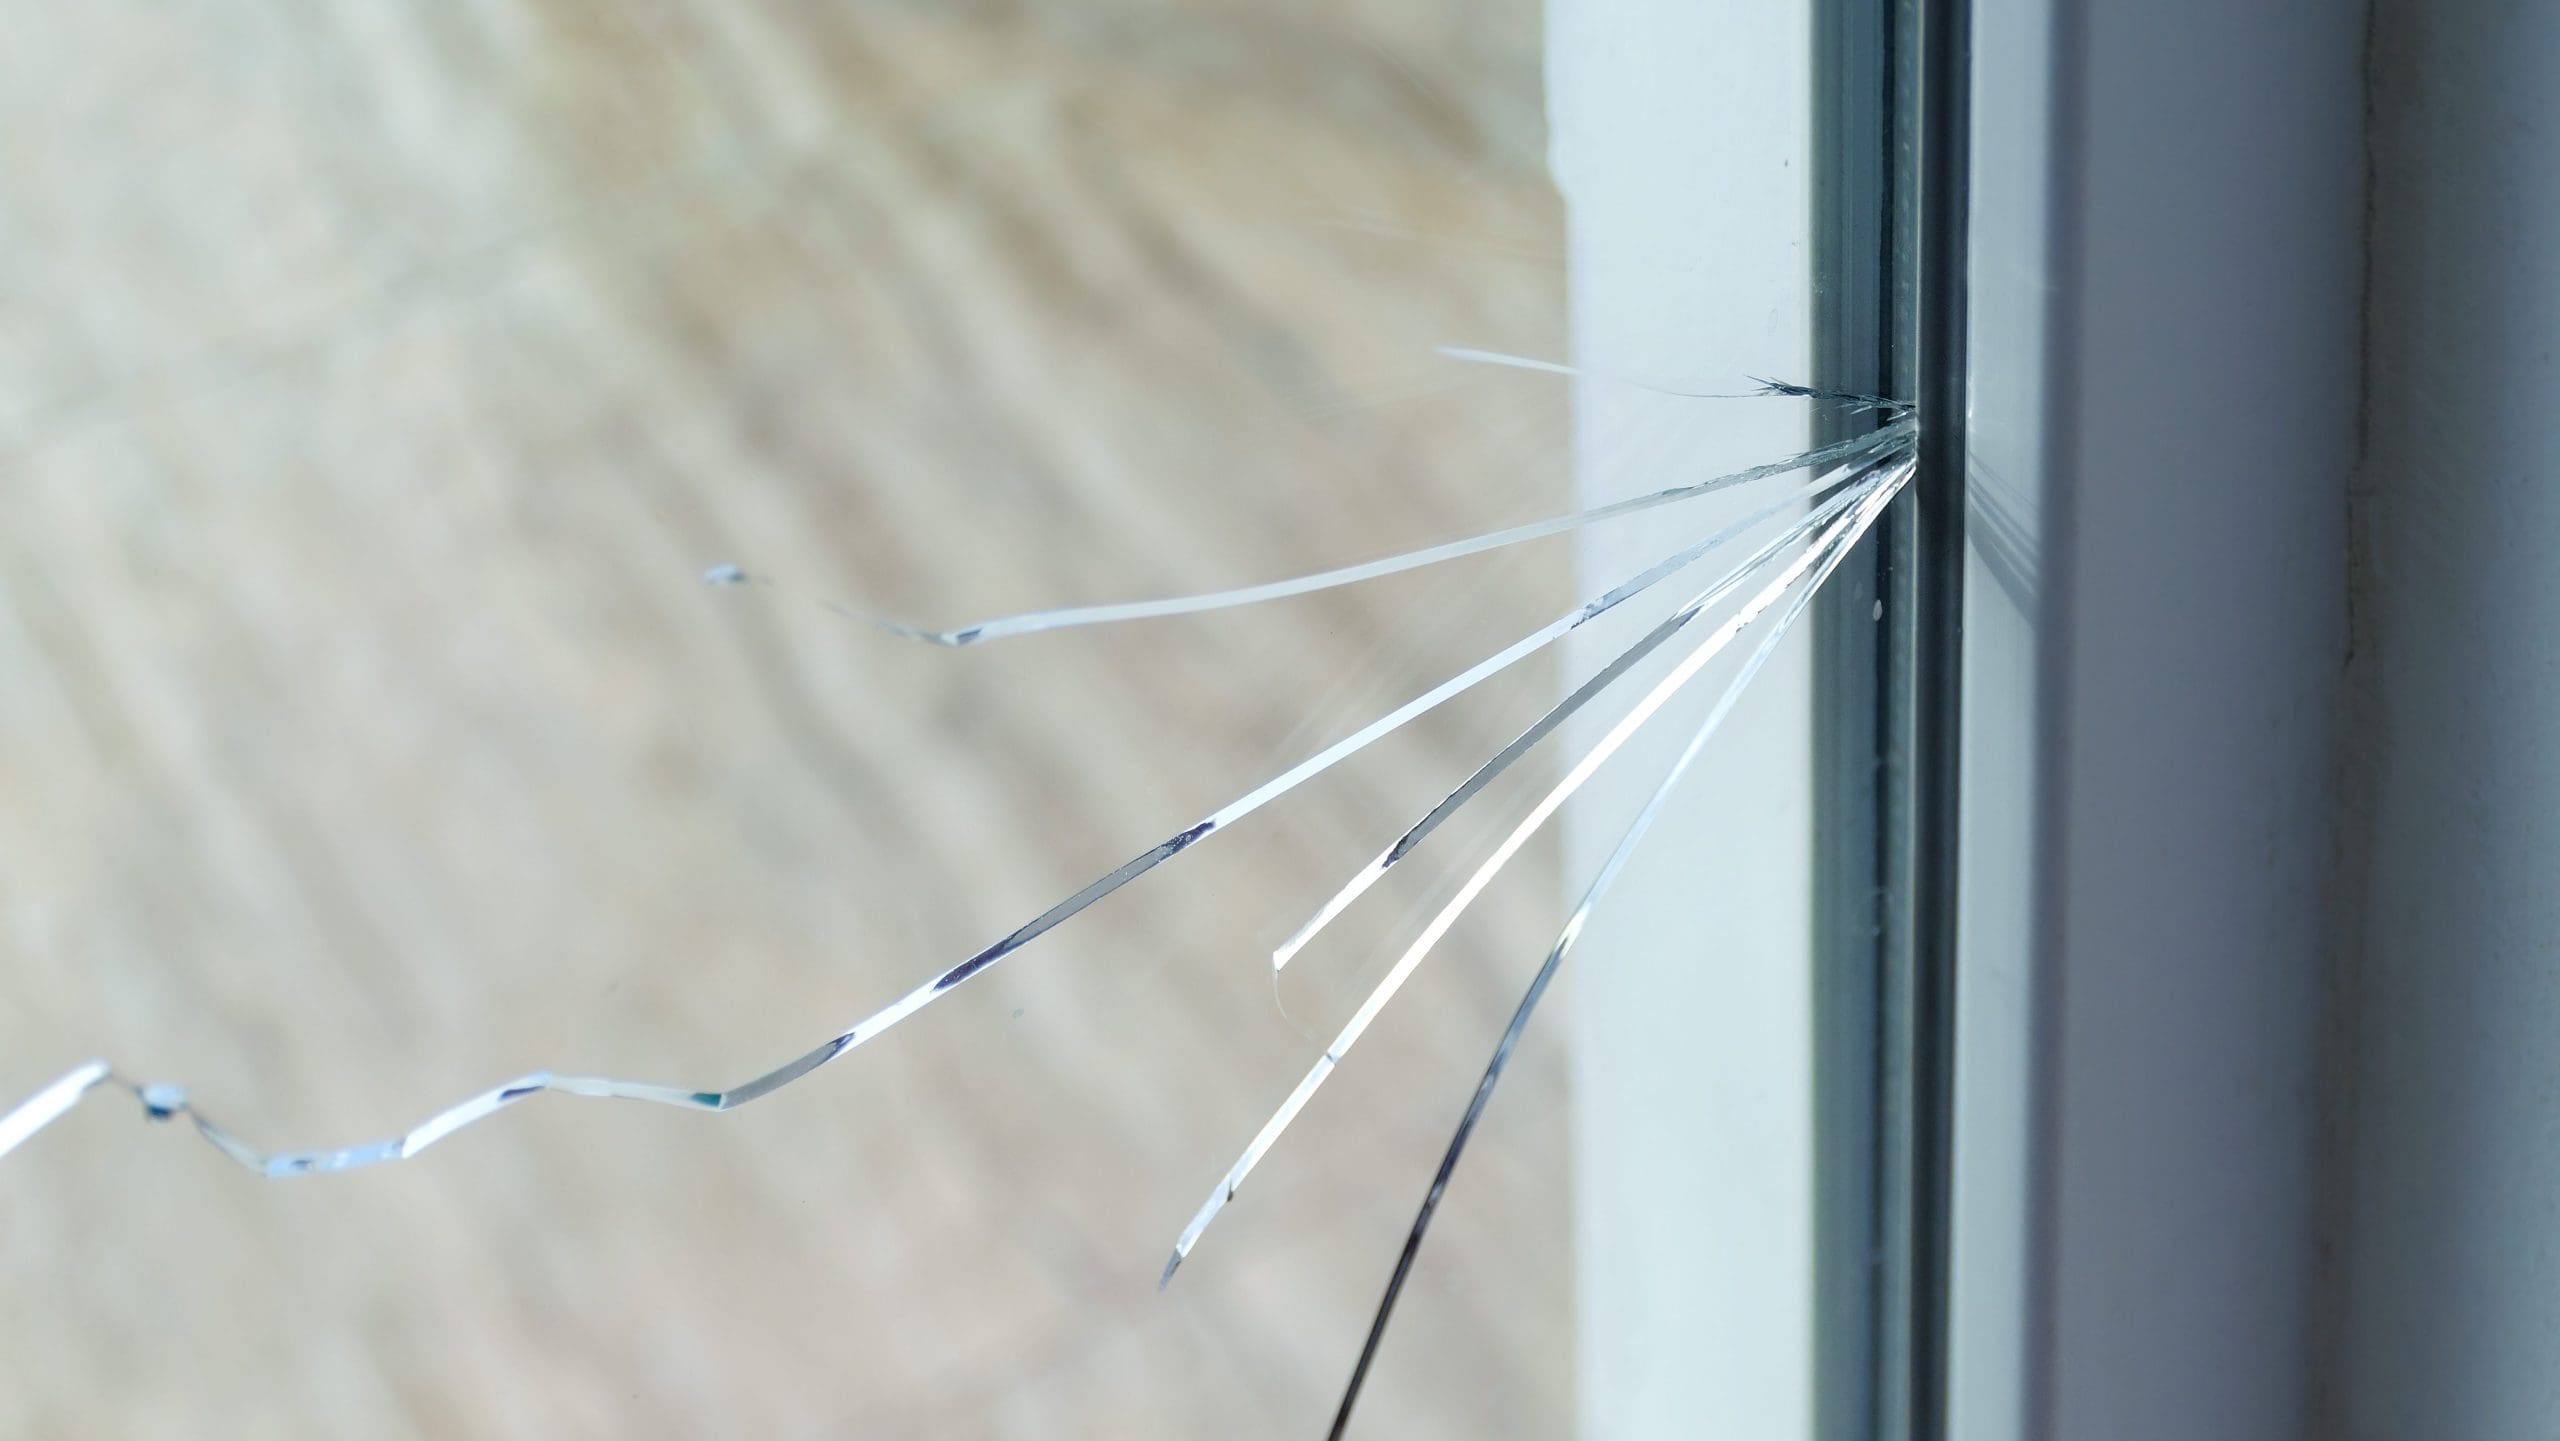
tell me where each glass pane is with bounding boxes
[0,2,1893,1436]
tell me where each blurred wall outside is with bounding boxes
[0,4,1577,1436]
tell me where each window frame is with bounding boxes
[1810,1,1965,1438]
[1940,0,2359,1436]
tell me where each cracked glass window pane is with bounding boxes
[0,2,1868,1436]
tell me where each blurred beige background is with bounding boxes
[0,2,1580,1436]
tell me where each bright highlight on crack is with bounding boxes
[1163,459,1909,1285]
[1326,453,1912,1439]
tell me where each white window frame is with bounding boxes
[1949,1,2362,1438]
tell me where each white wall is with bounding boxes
[1548,3,1818,1437]
[2333,2,2560,1435]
